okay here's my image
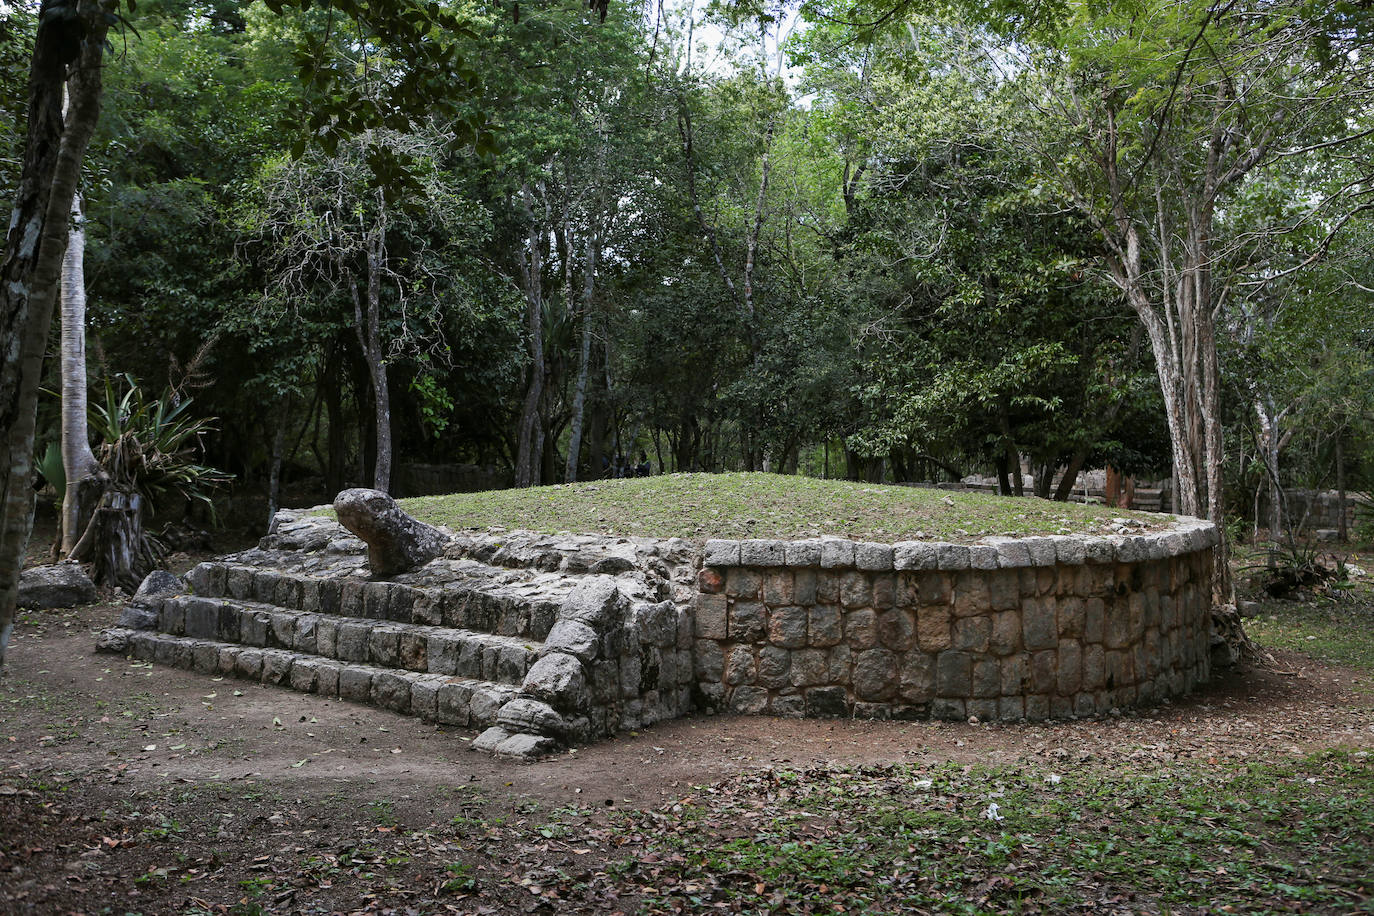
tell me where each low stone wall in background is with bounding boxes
[690,523,1217,722]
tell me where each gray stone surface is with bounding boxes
[18,563,96,609]
[333,488,448,577]
[136,570,185,599]
[523,653,588,710]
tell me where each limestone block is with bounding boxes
[756,646,791,688]
[1022,598,1058,651]
[916,605,952,653]
[694,593,728,639]
[877,609,916,651]
[704,540,740,567]
[845,608,878,650]
[789,649,827,687]
[793,570,818,605]
[724,646,756,685]
[497,697,567,736]
[762,570,794,606]
[894,541,938,571]
[936,651,972,697]
[333,488,447,577]
[990,611,1021,656]
[437,680,473,726]
[820,537,856,569]
[694,640,724,680]
[785,540,822,567]
[986,537,1031,569]
[770,694,805,718]
[728,601,766,642]
[968,546,999,571]
[1052,536,1086,565]
[729,686,769,714]
[855,542,894,572]
[998,696,1025,721]
[899,653,935,704]
[805,686,849,717]
[936,544,971,571]
[852,648,898,700]
[368,626,402,667]
[727,568,762,600]
[952,616,991,653]
[768,605,808,649]
[808,605,842,647]
[544,619,599,663]
[740,539,786,567]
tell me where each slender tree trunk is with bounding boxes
[1053,450,1089,502]
[350,219,391,494]
[59,189,101,553]
[1,1,111,671]
[267,399,288,524]
[515,204,546,488]
[565,231,598,483]
[1336,432,1347,542]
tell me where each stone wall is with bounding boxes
[689,523,1217,722]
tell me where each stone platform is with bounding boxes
[98,509,1218,756]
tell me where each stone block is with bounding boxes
[770,693,805,718]
[855,542,894,571]
[936,544,970,571]
[694,593,728,640]
[998,696,1025,721]
[762,570,794,607]
[261,650,293,685]
[871,574,895,610]
[987,571,1019,611]
[876,609,916,651]
[820,537,856,569]
[916,606,952,652]
[1083,537,1114,564]
[785,540,822,567]
[1084,598,1105,644]
[191,642,219,674]
[827,645,853,683]
[1000,654,1028,695]
[1082,645,1105,690]
[636,600,679,648]
[789,649,827,687]
[239,610,269,648]
[900,653,935,703]
[269,612,297,649]
[853,648,898,700]
[216,645,239,675]
[793,569,818,605]
[845,608,878,649]
[952,573,990,617]
[1052,536,1086,565]
[158,600,186,637]
[990,611,1020,655]
[436,680,473,726]
[695,640,724,680]
[894,541,938,571]
[952,616,991,653]
[1024,694,1050,720]
[1104,603,1131,649]
[545,619,599,663]
[289,658,320,693]
[725,646,756,685]
[729,686,769,714]
[756,646,791,688]
[316,661,341,697]
[497,697,566,736]
[987,537,1031,568]
[367,626,401,667]
[808,605,842,647]
[815,572,839,604]
[698,567,726,594]
[839,572,871,609]
[704,539,740,566]
[805,686,850,717]
[1022,537,1057,567]
[372,672,413,714]
[1022,598,1058,651]
[727,568,762,600]
[968,698,998,721]
[768,605,808,649]
[234,648,264,680]
[339,579,366,617]
[729,601,766,642]
[931,698,966,719]
[293,614,319,654]
[409,674,444,721]
[968,546,999,570]
[740,539,786,566]
[1030,650,1057,694]
[398,631,428,671]
[936,651,971,697]
[1057,598,1084,640]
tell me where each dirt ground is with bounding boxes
[3,534,1373,915]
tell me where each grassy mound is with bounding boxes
[397,472,1169,544]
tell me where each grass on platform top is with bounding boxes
[397,472,1171,544]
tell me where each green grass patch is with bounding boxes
[393,473,1167,543]
[604,753,1374,914]
[1246,600,1374,675]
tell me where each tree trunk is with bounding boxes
[1336,432,1347,542]
[565,231,598,483]
[59,189,101,553]
[350,213,391,493]
[514,208,546,488]
[1053,449,1089,502]
[0,0,111,671]
[81,489,157,591]
[267,399,288,524]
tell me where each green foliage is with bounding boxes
[88,374,232,517]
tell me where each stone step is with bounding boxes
[100,628,520,729]
[184,560,572,641]
[150,595,539,687]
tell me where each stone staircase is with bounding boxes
[97,510,699,758]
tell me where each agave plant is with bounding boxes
[88,373,233,520]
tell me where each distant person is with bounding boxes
[636,451,650,477]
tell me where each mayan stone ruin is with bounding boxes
[98,494,1219,758]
